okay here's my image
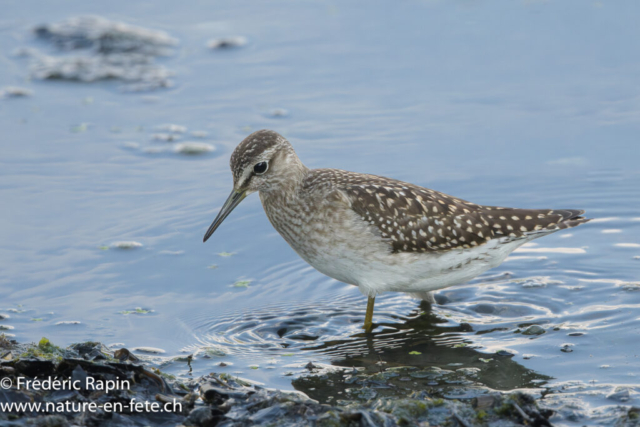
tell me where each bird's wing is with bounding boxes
[332,172,588,254]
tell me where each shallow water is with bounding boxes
[1,1,639,424]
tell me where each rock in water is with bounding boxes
[34,16,177,55]
[25,16,178,91]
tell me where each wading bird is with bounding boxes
[204,130,589,332]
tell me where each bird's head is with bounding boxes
[203,129,306,242]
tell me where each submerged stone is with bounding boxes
[173,142,215,155]
[473,303,496,314]
[132,346,166,354]
[607,387,631,402]
[208,36,247,49]
[34,16,177,54]
[156,124,187,133]
[560,343,574,353]
[152,133,180,142]
[110,241,143,249]
[191,131,209,138]
[522,325,545,336]
[1,86,33,98]
[620,282,640,291]
[270,108,289,117]
[29,53,174,91]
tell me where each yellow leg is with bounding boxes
[363,296,375,332]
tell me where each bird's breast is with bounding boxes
[259,190,391,284]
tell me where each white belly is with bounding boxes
[304,235,532,297]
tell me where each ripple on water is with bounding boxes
[186,264,639,373]
[185,293,417,358]
[615,243,640,248]
[514,246,587,254]
[186,290,561,395]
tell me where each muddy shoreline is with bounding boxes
[0,336,579,426]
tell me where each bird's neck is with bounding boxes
[261,151,309,199]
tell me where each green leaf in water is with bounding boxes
[281,353,295,357]
[479,358,492,363]
[205,348,227,357]
[207,264,218,269]
[233,281,251,288]
[453,343,467,348]
[409,351,422,355]
[249,365,259,370]
[98,246,110,251]
[120,307,152,315]
[70,123,89,133]
[31,318,43,322]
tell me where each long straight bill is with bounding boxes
[203,190,247,242]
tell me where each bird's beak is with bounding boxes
[203,189,247,242]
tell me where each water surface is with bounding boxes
[1,1,639,424]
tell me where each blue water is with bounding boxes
[1,1,639,424]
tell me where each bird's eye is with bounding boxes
[253,161,268,175]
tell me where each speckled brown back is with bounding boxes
[304,169,588,253]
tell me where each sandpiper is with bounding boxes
[203,130,589,332]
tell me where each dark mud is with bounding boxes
[4,337,634,426]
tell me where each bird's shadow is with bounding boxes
[294,300,551,403]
